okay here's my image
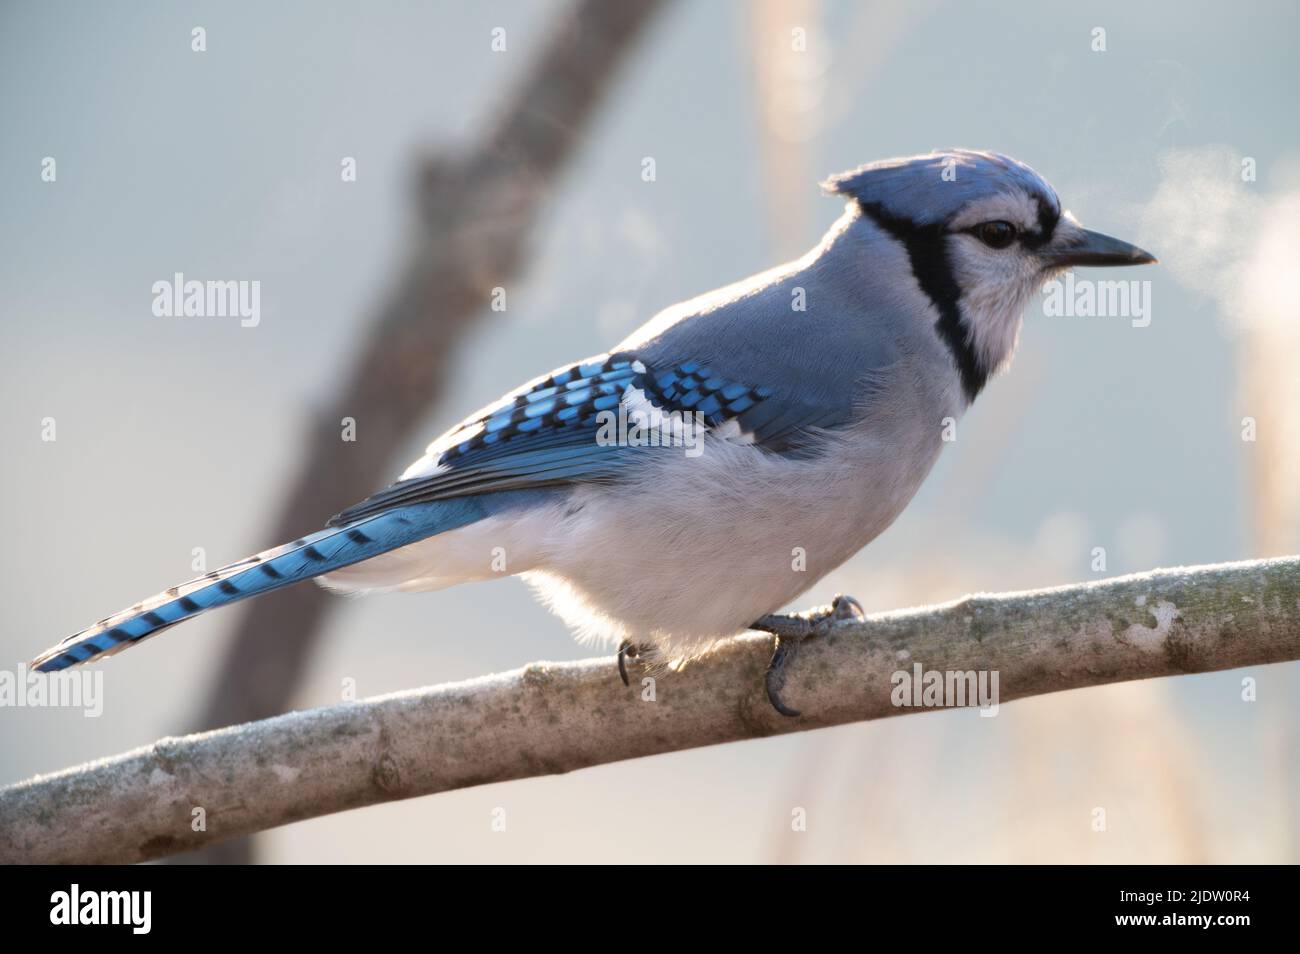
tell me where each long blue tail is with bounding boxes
[30,500,489,673]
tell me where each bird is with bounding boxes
[31,149,1156,716]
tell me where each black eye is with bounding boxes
[976,220,1017,249]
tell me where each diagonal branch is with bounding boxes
[4,555,1297,864]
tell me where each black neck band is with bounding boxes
[859,201,986,402]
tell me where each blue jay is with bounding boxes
[32,150,1155,716]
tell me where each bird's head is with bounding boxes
[825,149,1156,401]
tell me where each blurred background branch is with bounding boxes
[6,555,1297,865]
[186,0,671,862]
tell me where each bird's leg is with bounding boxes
[617,639,641,687]
[750,594,865,717]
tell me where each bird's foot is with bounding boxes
[617,639,641,687]
[750,594,865,717]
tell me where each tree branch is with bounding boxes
[4,555,1297,864]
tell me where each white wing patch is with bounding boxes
[710,418,757,445]
[621,384,660,420]
[621,386,757,446]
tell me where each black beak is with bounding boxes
[1042,228,1158,268]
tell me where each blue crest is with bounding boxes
[823,149,1060,227]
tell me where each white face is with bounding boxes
[945,190,1081,376]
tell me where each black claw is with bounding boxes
[752,593,864,717]
[832,594,866,621]
[617,639,636,687]
[765,637,802,717]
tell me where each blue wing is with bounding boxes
[329,351,843,525]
